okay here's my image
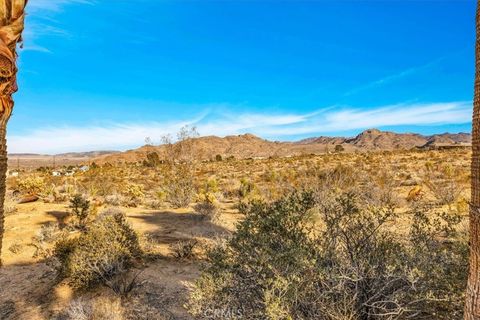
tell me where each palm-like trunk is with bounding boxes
[466,1,480,318]
[0,0,26,266]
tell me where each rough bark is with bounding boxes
[0,0,26,266]
[0,109,8,266]
[465,2,480,319]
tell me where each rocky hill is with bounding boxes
[92,129,471,164]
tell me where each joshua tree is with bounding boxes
[0,0,27,266]
[465,1,480,318]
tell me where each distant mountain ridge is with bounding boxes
[9,150,119,158]
[92,129,472,164]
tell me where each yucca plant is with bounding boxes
[0,0,27,266]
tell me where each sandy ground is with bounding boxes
[0,201,238,319]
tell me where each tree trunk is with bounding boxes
[0,109,8,266]
[0,0,27,266]
[465,2,480,319]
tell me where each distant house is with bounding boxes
[79,165,90,172]
[8,171,19,177]
[52,171,62,177]
[65,170,75,176]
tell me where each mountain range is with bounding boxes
[92,129,471,164]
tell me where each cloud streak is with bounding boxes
[8,101,471,154]
[28,0,94,13]
[23,0,93,53]
[344,58,443,96]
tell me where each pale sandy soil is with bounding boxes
[0,202,238,320]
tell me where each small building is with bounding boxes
[8,171,19,177]
[65,170,75,176]
[79,165,90,172]
[52,171,62,177]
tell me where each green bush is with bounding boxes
[189,191,467,319]
[164,164,196,208]
[53,211,142,289]
[189,192,319,319]
[69,194,90,227]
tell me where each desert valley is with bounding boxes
[0,0,478,319]
[0,128,472,319]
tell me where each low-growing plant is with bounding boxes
[53,211,142,289]
[104,194,126,206]
[194,192,219,221]
[31,222,62,259]
[17,176,45,195]
[8,241,23,254]
[123,183,145,207]
[101,261,143,297]
[423,163,464,205]
[193,201,218,222]
[64,296,125,320]
[189,192,318,319]
[189,191,467,319]
[238,178,256,199]
[4,202,17,216]
[170,239,198,260]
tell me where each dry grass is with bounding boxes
[0,148,471,319]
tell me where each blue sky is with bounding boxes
[10,0,475,153]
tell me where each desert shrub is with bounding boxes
[17,176,45,195]
[69,194,90,227]
[104,194,126,206]
[8,241,23,254]
[194,192,219,221]
[360,170,400,208]
[193,201,218,222]
[35,222,61,243]
[316,164,358,192]
[144,198,163,209]
[189,191,467,319]
[64,296,124,320]
[98,207,125,219]
[53,211,142,289]
[407,202,468,317]
[32,222,62,258]
[102,262,142,297]
[58,182,76,198]
[124,183,145,207]
[164,164,196,208]
[238,178,257,199]
[144,151,161,167]
[423,163,464,205]
[4,201,17,216]
[171,239,198,260]
[161,126,198,208]
[189,192,318,319]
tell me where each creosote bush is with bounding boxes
[53,210,142,289]
[189,191,467,319]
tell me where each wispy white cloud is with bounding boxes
[344,58,444,96]
[28,0,94,13]
[8,101,471,154]
[22,22,70,52]
[23,0,93,53]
